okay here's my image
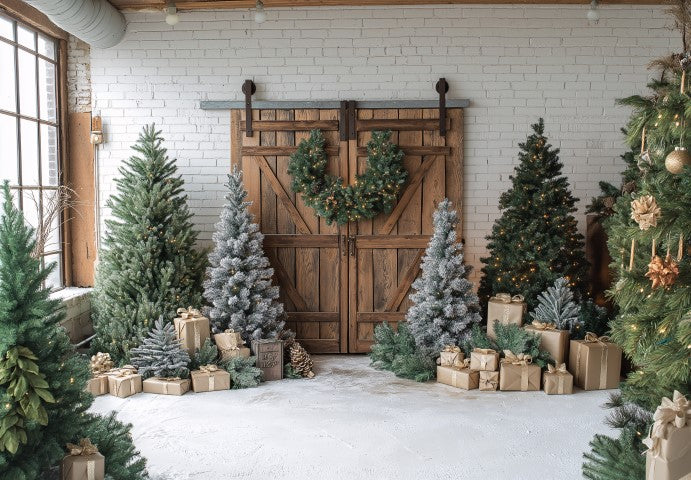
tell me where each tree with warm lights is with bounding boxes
[478,119,588,310]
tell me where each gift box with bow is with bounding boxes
[568,332,621,390]
[499,350,541,392]
[524,321,570,365]
[643,391,691,480]
[439,345,465,368]
[543,363,573,395]
[214,329,250,361]
[106,367,142,398]
[479,370,499,391]
[487,293,526,340]
[142,377,191,396]
[436,359,478,390]
[173,306,211,355]
[85,352,113,397]
[61,438,104,480]
[191,364,231,392]
[470,348,499,372]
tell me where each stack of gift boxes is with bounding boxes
[437,293,622,395]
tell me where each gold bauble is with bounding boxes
[665,147,691,174]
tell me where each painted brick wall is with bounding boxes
[67,35,91,114]
[88,4,674,284]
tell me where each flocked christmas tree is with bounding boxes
[0,182,147,479]
[583,2,691,478]
[203,168,284,342]
[530,277,582,334]
[478,119,589,310]
[406,199,482,353]
[130,317,190,379]
[92,125,206,364]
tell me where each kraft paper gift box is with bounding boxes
[214,329,251,361]
[436,364,478,390]
[568,333,622,390]
[542,363,573,395]
[487,293,526,340]
[85,352,113,396]
[524,322,570,365]
[439,345,465,368]
[173,306,211,355]
[644,391,691,480]
[498,351,541,392]
[470,348,499,372]
[191,365,231,392]
[142,377,191,396]
[85,375,108,396]
[107,370,142,398]
[61,439,105,480]
[479,370,499,391]
[251,339,284,381]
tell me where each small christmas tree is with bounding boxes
[406,199,481,353]
[130,318,190,379]
[530,277,582,333]
[369,322,436,382]
[478,119,588,310]
[203,168,285,342]
[92,125,206,364]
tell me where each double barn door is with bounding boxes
[230,104,463,353]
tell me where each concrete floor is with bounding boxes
[90,355,616,480]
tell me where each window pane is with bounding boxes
[38,59,56,122]
[18,50,37,117]
[0,16,13,41]
[20,119,39,185]
[0,115,18,184]
[40,124,59,185]
[21,189,39,231]
[43,190,61,252]
[37,35,55,60]
[17,25,34,50]
[0,41,16,112]
[43,253,62,290]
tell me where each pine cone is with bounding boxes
[289,342,315,378]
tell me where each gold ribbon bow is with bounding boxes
[494,293,525,303]
[114,366,137,377]
[177,306,203,319]
[66,438,99,456]
[501,350,532,365]
[643,391,690,457]
[90,352,113,375]
[583,332,611,344]
[461,358,471,369]
[442,345,461,353]
[531,321,557,331]
[547,363,567,374]
[223,329,246,345]
[199,364,218,374]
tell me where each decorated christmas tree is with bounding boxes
[406,199,481,353]
[478,119,588,310]
[0,183,146,479]
[203,168,284,342]
[92,125,206,364]
[583,2,691,477]
[530,277,582,333]
[130,317,190,379]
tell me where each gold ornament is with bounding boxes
[645,253,679,289]
[665,147,691,174]
[631,195,661,230]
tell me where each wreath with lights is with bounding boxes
[287,129,407,225]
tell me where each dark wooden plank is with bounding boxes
[285,312,340,322]
[446,109,464,237]
[275,109,296,311]
[356,235,431,249]
[356,145,451,156]
[260,110,277,235]
[266,249,308,311]
[385,248,424,311]
[357,312,406,323]
[239,120,339,131]
[230,110,242,169]
[299,339,340,354]
[242,145,340,156]
[356,118,450,132]
[242,109,261,223]
[263,234,339,248]
[422,109,446,235]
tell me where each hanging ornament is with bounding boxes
[630,194,661,230]
[621,180,636,194]
[665,147,691,174]
[646,253,680,289]
[638,126,652,172]
[678,233,685,261]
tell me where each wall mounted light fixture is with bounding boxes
[587,0,600,23]
[254,0,267,24]
[165,2,179,26]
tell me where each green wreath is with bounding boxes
[288,130,407,225]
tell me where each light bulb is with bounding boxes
[254,0,267,24]
[587,0,600,23]
[165,5,179,26]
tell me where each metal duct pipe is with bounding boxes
[24,0,126,48]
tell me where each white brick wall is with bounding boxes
[67,35,91,114]
[88,4,675,284]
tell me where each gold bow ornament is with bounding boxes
[440,345,464,367]
[64,439,104,480]
[89,352,113,375]
[584,332,611,345]
[494,293,525,304]
[501,350,532,366]
[530,321,557,331]
[546,363,570,394]
[199,364,219,390]
[177,306,203,320]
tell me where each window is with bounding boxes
[0,12,63,290]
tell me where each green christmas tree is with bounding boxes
[92,125,206,364]
[0,183,147,479]
[583,1,691,477]
[530,277,582,333]
[478,119,589,310]
[130,318,190,379]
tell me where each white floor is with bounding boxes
[90,355,616,480]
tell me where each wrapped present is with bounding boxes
[107,368,142,398]
[499,350,541,391]
[214,329,251,361]
[61,438,104,480]
[173,306,210,355]
[191,364,231,392]
[479,370,499,391]
[85,376,108,396]
[644,391,691,480]
[524,321,570,365]
[251,339,284,381]
[437,360,478,390]
[439,345,465,368]
[568,332,622,390]
[90,352,113,375]
[142,377,191,396]
[470,348,499,371]
[543,363,573,395]
[487,293,526,340]
[85,352,113,397]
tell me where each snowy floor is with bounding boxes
[90,355,616,480]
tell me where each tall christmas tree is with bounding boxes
[478,119,588,310]
[0,183,146,479]
[203,168,285,342]
[583,1,691,477]
[406,199,481,353]
[130,318,190,379]
[92,125,206,364]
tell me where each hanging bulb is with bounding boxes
[587,0,600,23]
[254,0,267,24]
[165,3,179,26]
